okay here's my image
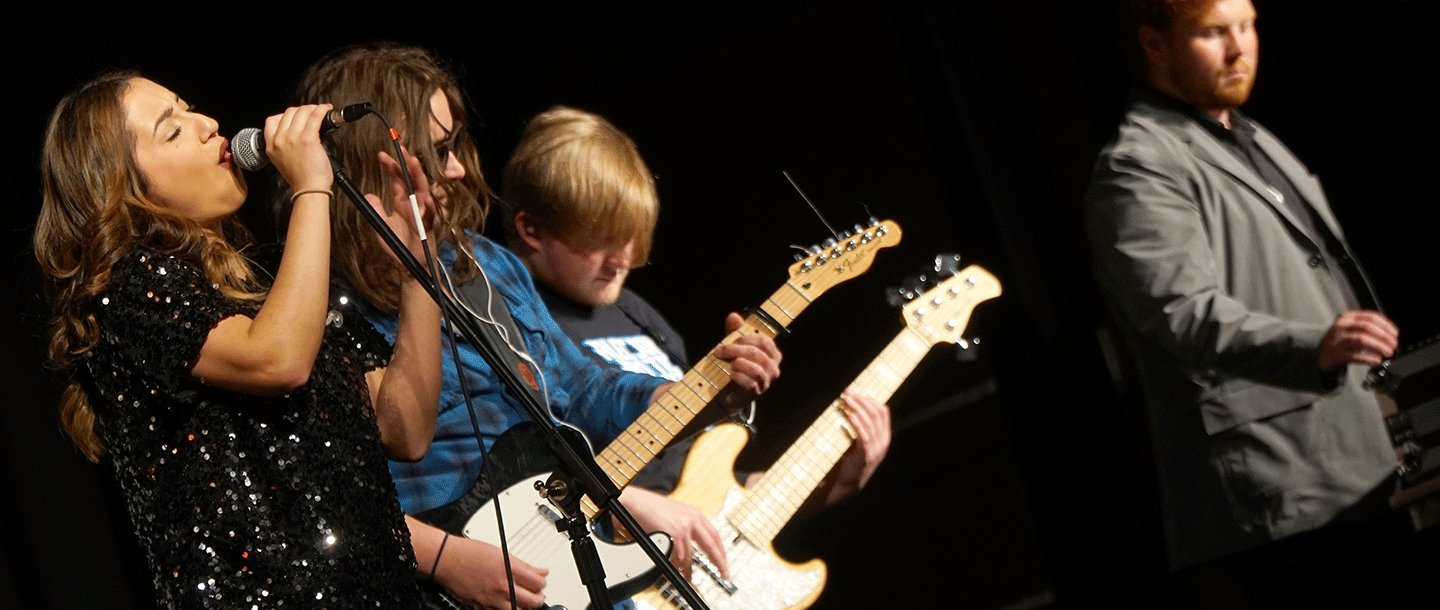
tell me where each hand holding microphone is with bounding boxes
[256,104,339,199]
[232,102,374,172]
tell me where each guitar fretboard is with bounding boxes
[731,264,998,542]
[580,281,810,517]
[731,326,934,542]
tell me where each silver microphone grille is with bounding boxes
[232,127,268,172]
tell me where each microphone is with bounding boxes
[231,102,374,171]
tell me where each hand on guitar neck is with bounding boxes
[648,311,785,437]
[715,312,784,395]
[812,389,892,508]
[738,390,892,514]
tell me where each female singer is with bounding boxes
[32,71,441,608]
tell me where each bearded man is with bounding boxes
[1085,0,1426,604]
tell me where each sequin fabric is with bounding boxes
[83,248,421,609]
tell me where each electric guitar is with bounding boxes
[418,220,902,610]
[631,255,1001,610]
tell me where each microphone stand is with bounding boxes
[332,165,711,610]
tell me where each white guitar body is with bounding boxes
[462,471,674,610]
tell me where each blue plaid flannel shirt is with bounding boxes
[362,234,666,515]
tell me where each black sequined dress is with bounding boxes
[82,247,421,609]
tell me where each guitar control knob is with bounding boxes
[535,478,570,502]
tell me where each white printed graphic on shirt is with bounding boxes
[582,335,684,381]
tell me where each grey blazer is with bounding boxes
[1085,91,1396,569]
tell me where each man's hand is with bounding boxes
[713,312,782,394]
[620,486,728,580]
[1319,310,1399,372]
[830,389,891,497]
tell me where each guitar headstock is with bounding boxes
[786,218,901,300]
[889,254,1001,346]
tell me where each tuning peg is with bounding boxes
[901,275,927,295]
[853,223,865,234]
[933,253,963,276]
[955,337,981,362]
[885,276,927,306]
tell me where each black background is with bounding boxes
[3,1,1436,608]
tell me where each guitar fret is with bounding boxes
[603,448,641,477]
[764,286,806,324]
[863,364,899,395]
[613,429,662,466]
[650,396,698,429]
[675,368,723,403]
[689,359,730,399]
[638,408,680,439]
[778,278,814,309]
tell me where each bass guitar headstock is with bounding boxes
[888,254,1001,348]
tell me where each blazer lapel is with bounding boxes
[1181,121,1323,254]
[1251,127,1347,242]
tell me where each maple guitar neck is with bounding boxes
[734,264,1001,542]
[581,220,901,518]
[732,319,927,541]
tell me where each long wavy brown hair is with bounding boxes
[285,43,493,312]
[33,71,261,461]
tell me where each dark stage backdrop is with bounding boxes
[4,1,1434,609]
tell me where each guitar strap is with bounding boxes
[413,270,552,535]
[611,290,690,374]
[452,270,545,396]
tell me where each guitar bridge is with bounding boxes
[692,546,738,595]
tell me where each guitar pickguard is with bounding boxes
[418,422,673,610]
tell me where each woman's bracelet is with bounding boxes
[429,532,450,579]
[290,189,334,204]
